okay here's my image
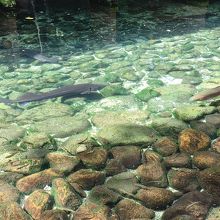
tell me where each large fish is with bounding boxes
[21,49,60,63]
[191,86,220,101]
[0,83,106,105]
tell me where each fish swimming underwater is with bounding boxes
[192,86,220,101]
[21,49,60,63]
[0,83,106,105]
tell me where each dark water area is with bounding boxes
[1,0,220,55]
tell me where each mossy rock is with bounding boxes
[135,88,160,102]
[174,105,216,121]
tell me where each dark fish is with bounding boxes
[191,86,220,101]
[21,49,60,63]
[0,83,106,105]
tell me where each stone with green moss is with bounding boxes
[95,124,159,148]
[150,117,188,139]
[51,178,82,210]
[100,84,129,97]
[0,0,15,7]
[135,88,160,102]
[174,105,216,121]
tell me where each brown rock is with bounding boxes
[67,169,106,190]
[115,198,155,219]
[198,165,220,204]
[52,178,82,211]
[24,189,52,220]
[179,128,211,154]
[109,145,141,169]
[47,152,80,173]
[41,210,68,220]
[0,180,20,203]
[0,202,31,220]
[153,137,177,156]
[205,113,220,128]
[16,168,62,193]
[162,191,213,220]
[136,161,168,187]
[211,137,220,153]
[77,147,108,168]
[105,172,139,196]
[193,151,220,169]
[0,172,23,184]
[190,120,217,138]
[164,153,191,168]
[167,168,199,192]
[136,187,175,210]
[143,150,162,163]
[88,185,120,205]
[105,159,126,176]
[74,201,110,220]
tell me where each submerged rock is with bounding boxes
[95,124,158,148]
[151,117,188,139]
[74,201,110,220]
[41,210,68,220]
[88,185,121,205]
[91,110,149,128]
[100,84,129,97]
[115,198,155,219]
[109,145,141,169]
[0,150,45,174]
[205,113,220,128]
[105,159,126,176]
[0,172,23,184]
[136,187,176,210]
[153,137,177,156]
[105,172,139,196]
[198,165,220,204]
[174,105,216,121]
[135,87,160,102]
[52,178,82,211]
[16,168,62,193]
[162,191,213,220]
[179,128,211,154]
[0,180,20,203]
[24,189,52,220]
[77,147,108,169]
[60,133,97,155]
[193,151,220,169]
[67,169,106,190]
[47,152,80,173]
[31,114,90,138]
[190,120,217,138]
[16,102,72,124]
[20,132,57,151]
[167,168,199,192]
[0,202,31,220]
[0,122,25,146]
[164,153,191,168]
[136,161,168,188]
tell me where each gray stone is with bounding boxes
[31,114,90,138]
[95,124,158,148]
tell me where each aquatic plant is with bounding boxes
[0,0,15,7]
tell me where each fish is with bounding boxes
[20,49,60,63]
[191,86,220,101]
[0,83,106,105]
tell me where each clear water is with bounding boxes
[0,1,220,105]
[0,0,220,219]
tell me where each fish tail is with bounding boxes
[0,97,13,105]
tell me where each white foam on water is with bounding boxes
[160,76,183,85]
